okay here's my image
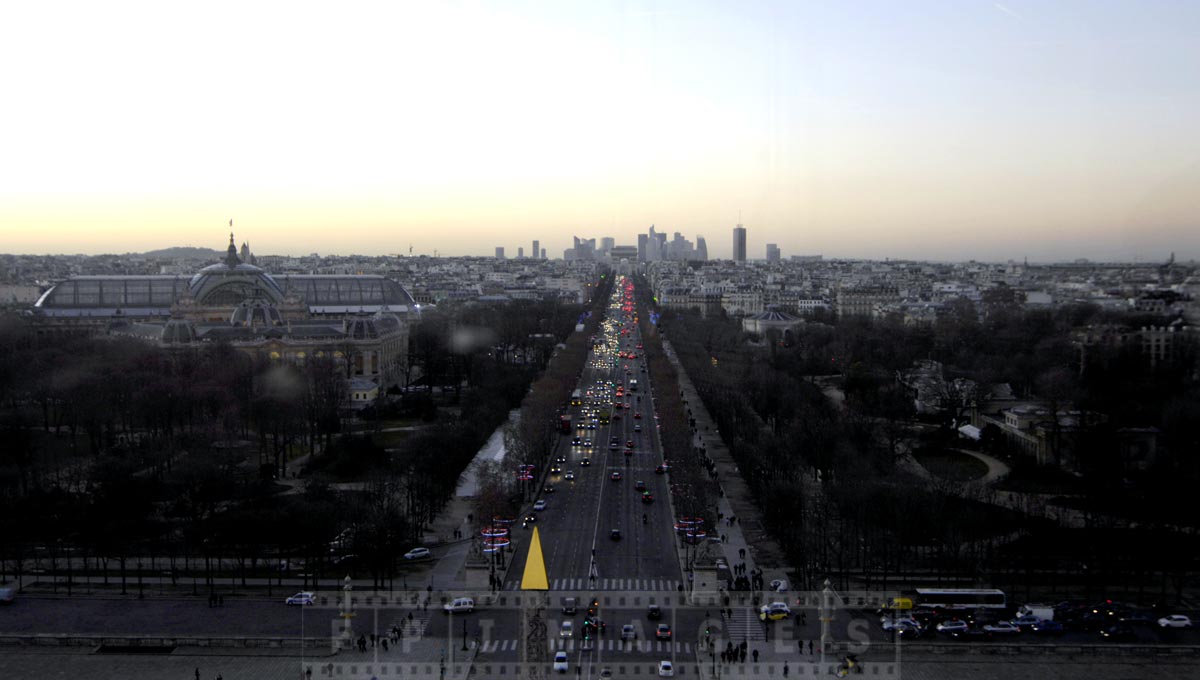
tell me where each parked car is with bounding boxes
[1158,615,1194,628]
[286,592,315,606]
[403,547,431,560]
[553,651,569,673]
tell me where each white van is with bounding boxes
[443,597,474,613]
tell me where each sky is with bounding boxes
[1,0,1198,262]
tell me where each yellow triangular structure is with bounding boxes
[520,526,549,590]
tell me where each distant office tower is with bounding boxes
[495,247,505,259]
[733,225,747,262]
[695,236,708,261]
[540,248,546,260]
[637,234,648,262]
[532,240,540,260]
[601,237,615,254]
[518,247,525,258]
[766,243,780,262]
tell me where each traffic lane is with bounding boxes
[0,595,309,636]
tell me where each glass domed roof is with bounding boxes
[187,233,284,306]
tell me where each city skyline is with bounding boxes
[2,1,1198,262]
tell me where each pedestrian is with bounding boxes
[381,638,388,652]
[752,649,759,663]
[739,548,745,560]
[801,612,807,626]
[739,647,746,663]
[195,668,201,680]
[783,661,789,677]
[809,640,814,655]
[370,633,377,647]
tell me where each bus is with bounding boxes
[913,588,1007,610]
[570,390,583,406]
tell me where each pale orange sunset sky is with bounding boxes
[1,1,1198,261]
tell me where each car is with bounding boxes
[403,547,431,560]
[1030,619,1065,635]
[949,627,992,641]
[983,621,1020,635]
[655,464,669,474]
[523,514,537,524]
[598,668,613,679]
[655,623,673,640]
[1100,623,1135,641]
[641,492,654,503]
[533,500,548,511]
[560,620,574,637]
[571,437,582,446]
[611,471,622,481]
[769,579,788,592]
[553,651,569,673]
[610,529,622,540]
[1009,615,1042,631]
[556,455,566,463]
[563,597,577,614]
[1159,614,1194,628]
[647,604,662,620]
[881,617,922,632]
[634,424,642,432]
[626,440,635,449]
[580,458,591,466]
[564,471,576,481]
[760,602,791,621]
[286,592,315,606]
[582,439,593,448]
[935,619,969,634]
[634,412,642,419]
[658,660,675,677]
[543,485,555,493]
[621,624,637,641]
[443,597,475,613]
[550,465,562,474]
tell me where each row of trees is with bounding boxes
[0,282,609,591]
[656,295,1200,602]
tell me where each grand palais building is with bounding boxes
[31,235,414,398]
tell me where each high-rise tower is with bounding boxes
[732,225,747,262]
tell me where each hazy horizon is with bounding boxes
[2,1,1198,262]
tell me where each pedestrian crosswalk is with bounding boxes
[725,607,766,642]
[505,578,681,591]
[477,638,693,654]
